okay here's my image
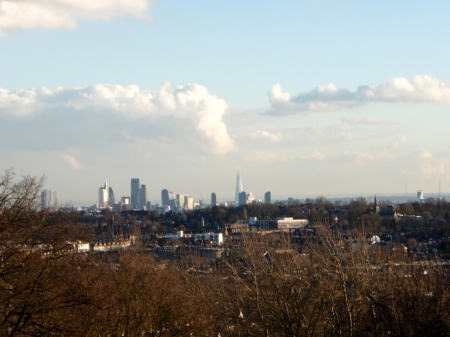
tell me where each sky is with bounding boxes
[1,0,450,206]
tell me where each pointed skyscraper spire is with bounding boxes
[235,169,243,206]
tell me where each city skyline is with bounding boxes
[83,174,449,208]
[2,1,450,205]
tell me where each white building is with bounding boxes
[195,233,223,245]
[185,195,194,210]
[41,189,58,210]
[98,179,109,208]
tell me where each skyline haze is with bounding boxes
[1,1,450,205]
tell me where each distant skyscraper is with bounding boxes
[235,170,243,206]
[211,192,217,206]
[98,179,109,208]
[109,186,115,205]
[140,184,147,210]
[131,178,140,209]
[41,189,58,210]
[185,195,194,210]
[177,194,187,208]
[264,191,271,204]
[161,189,175,207]
[239,191,247,206]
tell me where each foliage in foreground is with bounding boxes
[1,170,450,336]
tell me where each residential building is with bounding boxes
[265,191,271,204]
[41,189,58,210]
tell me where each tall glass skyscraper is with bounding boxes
[98,179,109,208]
[131,178,140,209]
[140,184,147,210]
[235,170,243,206]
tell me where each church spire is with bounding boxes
[374,194,380,214]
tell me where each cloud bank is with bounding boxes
[268,75,450,115]
[0,82,235,155]
[0,0,152,34]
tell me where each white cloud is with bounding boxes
[267,75,450,115]
[249,130,283,142]
[245,151,289,163]
[299,151,325,160]
[341,116,394,126]
[0,0,152,34]
[0,82,235,155]
[421,149,432,158]
[344,151,375,167]
[61,153,83,170]
[421,162,446,180]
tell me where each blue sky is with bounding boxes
[1,0,449,205]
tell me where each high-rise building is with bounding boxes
[120,196,131,211]
[98,179,109,208]
[247,192,254,204]
[235,170,243,206]
[239,191,247,206]
[161,189,175,207]
[131,178,140,209]
[185,195,194,210]
[177,194,187,209]
[140,184,147,210]
[41,189,58,210]
[211,192,217,206]
[109,186,115,205]
[264,191,271,204]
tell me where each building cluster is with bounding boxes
[41,189,58,210]
[97,178,149,213]
[234,170,271,206]
[41,169,274,212]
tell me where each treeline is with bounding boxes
[1,170,450,336]
[100,195,450,236]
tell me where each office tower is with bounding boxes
[235,170,243,206]
[264,191,271,204]
[177,194,187,208]
[211,192,217,206]
[131,178,140,209]
[247,192,254,204]
[109,186,115,205]
[185,195,194,210]
[98,179,109,208]
[239,191,247,206]
[162,189,169,206]
[41,189,58,210]
[140,184,147,210]
[120,196,131,211]
[161,189,175,207]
